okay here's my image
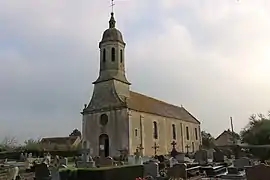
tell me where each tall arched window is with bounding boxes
[153,121,158,139]
[111,47,115,62]
[186,126,190,140]
[172,124,176,140]
[103,49,106,62]
[120,49,123,63]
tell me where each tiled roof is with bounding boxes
[40,136,79,145]
[126,91,200,124]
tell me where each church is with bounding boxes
[82,12,201,157]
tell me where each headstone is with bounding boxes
[175,153,185,163]
[143,161,159,178]
[7,166,19,180]
[213,151,224,162]
[194,150,208,165]
[20,153,25,161]
[100,156,114,167]
[246,163,270,180]
[220,167,246,180]
[24,158,31,170]
[49,166,60,180]
[34,163,51,180]
[167,163,187,180]
[59,158,68,166]
[134,149,143,165]
[93,156,101,167]
[169,157,178,167]
[207,148,215,160]
[233,157,253,170]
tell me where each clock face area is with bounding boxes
[100,114,108,126]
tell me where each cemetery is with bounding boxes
[1,139,270,180]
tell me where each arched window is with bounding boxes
[111,47,115,62]
[103,49,106,62]
[120,49,123,63]
[172,124,176,140]
[195,128,198,140]
[186,126,189,140]
[153,121,158,139]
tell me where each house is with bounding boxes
[40,136,81,151]
[215,129,240,147]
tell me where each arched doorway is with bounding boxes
[99,134,109,157]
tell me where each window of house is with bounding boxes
[111,47,115,62]
[103,49,106,62]
[195,128,198,140]
[192,142,195,152]
[135,129,138,137]
[186,126,189,140]
[153,121,158,139]
[120,49,123,63]
[172,124,176,140]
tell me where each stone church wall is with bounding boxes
[83,108,129,157]
[128,110,201,156]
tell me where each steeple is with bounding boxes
[93,10,130,87]
[109,13,116,28]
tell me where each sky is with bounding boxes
[1,0,270,143]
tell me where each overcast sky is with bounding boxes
[1,0,270,143]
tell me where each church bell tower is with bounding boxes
[94,12,130,86]
[84,12,131,112]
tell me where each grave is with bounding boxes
[143,161,159,178]
[219,167,246,180]
[194,150,208,165]
[245,163,270,180]
[233,157,253,170]
[200,165,227,177]
[34,163,51,180]
[167,163,202,180]
[100,156,114,167]
[213,151,225,162]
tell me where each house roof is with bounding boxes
[126,91,200,124]
[215,130,240,140]
[40,136,79,145]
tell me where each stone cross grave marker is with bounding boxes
[170,141,178,158]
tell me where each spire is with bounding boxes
[109,12,116,28]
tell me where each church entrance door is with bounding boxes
[99,134,109,157]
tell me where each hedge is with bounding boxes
[60,165,144,180]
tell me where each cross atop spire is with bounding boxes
[109,0,116,28]
[110,0,115,13]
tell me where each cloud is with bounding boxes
[0,0,270,141]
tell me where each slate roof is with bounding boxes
[126,91,200,124]
[40,136,79,145]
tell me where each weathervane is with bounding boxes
[110,0,115,13]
